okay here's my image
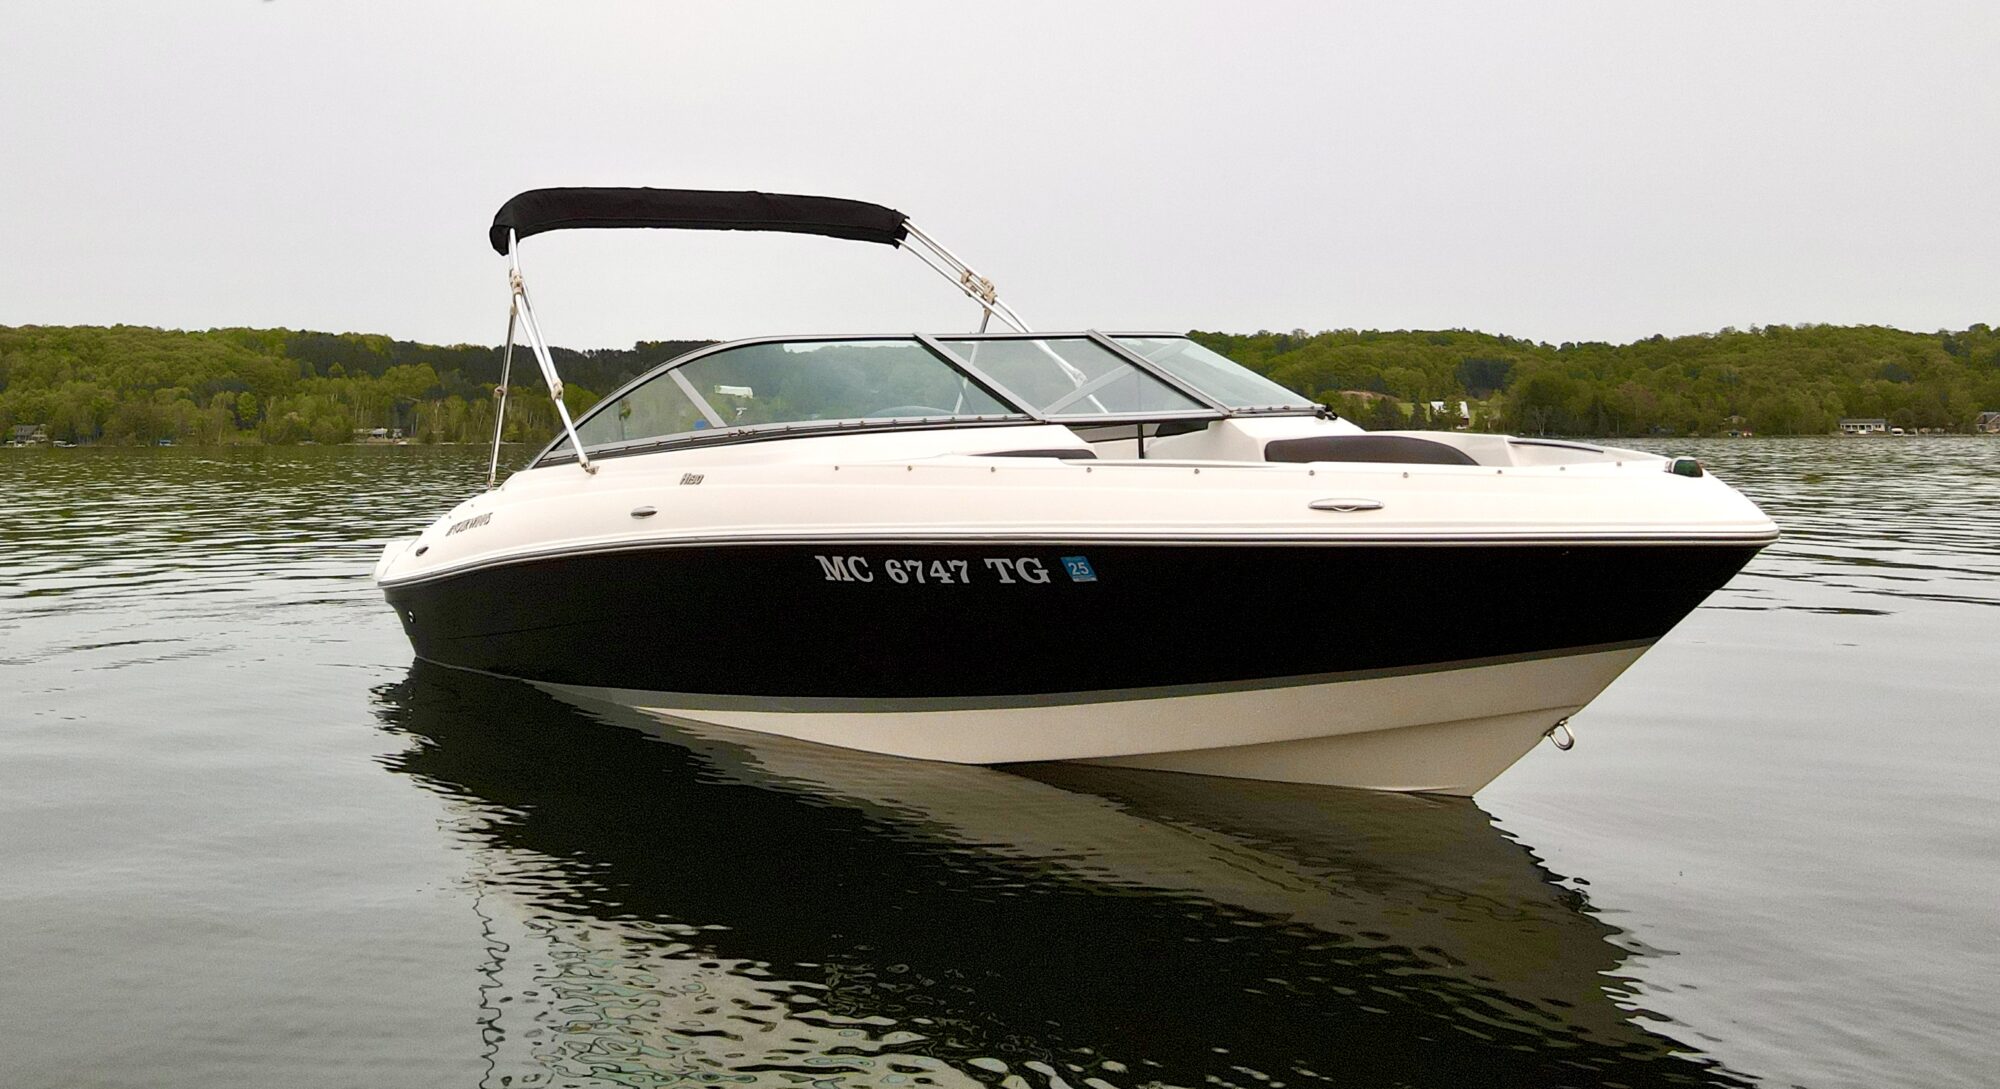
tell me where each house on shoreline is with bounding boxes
[8,424,49,446]
[1838,417,1888,435]
[1976,411,2000,434]
[1427,399,1473,429]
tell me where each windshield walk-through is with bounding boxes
[934,338,1206,418]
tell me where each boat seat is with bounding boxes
[1263,435,1479,466]
[978,448,1098,459]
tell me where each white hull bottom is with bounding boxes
[537,645,1648,796]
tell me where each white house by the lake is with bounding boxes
[1427,400,1472,428]
[1838,417,1888,435]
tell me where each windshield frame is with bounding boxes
[531,331,1313,468]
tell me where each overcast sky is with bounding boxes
[4,2,1996,349]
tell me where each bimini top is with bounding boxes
[490,187,909,255]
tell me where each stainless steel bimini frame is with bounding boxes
[487,216,1031,488]
[490,230,596,485]
[899,222,1031,334]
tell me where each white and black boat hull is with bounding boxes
[383,538,1760,794]
[394,194,1780,796]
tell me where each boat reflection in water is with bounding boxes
[374,663,1746,1089]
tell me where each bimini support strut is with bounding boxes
[901,220,1031,333]
[901,219,1108,407]
[486,306,517,489]
[498,229,596,476]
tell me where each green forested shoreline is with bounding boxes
[3,321,1996,446]
[0,326,705,447]
[1195,323,2000,436]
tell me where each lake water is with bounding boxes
[1,438,1994,1089]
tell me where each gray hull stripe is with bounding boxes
[495,639,1657,715]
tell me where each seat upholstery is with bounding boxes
[1263,435,1479,466]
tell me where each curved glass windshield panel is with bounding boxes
[566,339,1015,451]
[1113,337,1316,410]
[936,338,1205,418]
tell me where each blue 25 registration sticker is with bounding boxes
[1060,555,1097,582]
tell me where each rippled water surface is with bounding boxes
[1,439,1995,1089]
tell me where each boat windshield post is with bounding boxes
[506,231,596,474]
[902,220,1031,333]
[486,304,518,489]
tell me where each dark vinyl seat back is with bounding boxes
[978,448,1098,459]
[1263,434,1480,466]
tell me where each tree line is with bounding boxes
[1190,323,2000,436]
[3,321,1996,446]
[0,325,703,446]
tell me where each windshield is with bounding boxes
[1112,337,1316,410]
[935,338,1206,418]
[565,339,1016,452]
[541,333,1306,465]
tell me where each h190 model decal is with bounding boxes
[814,555,1096,585]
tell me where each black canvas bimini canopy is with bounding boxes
[490,187,909,254]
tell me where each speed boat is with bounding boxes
[374,187,1778,795]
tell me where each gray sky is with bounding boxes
[5,2,1996,349]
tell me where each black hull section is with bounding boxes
[382,541,1760,701]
